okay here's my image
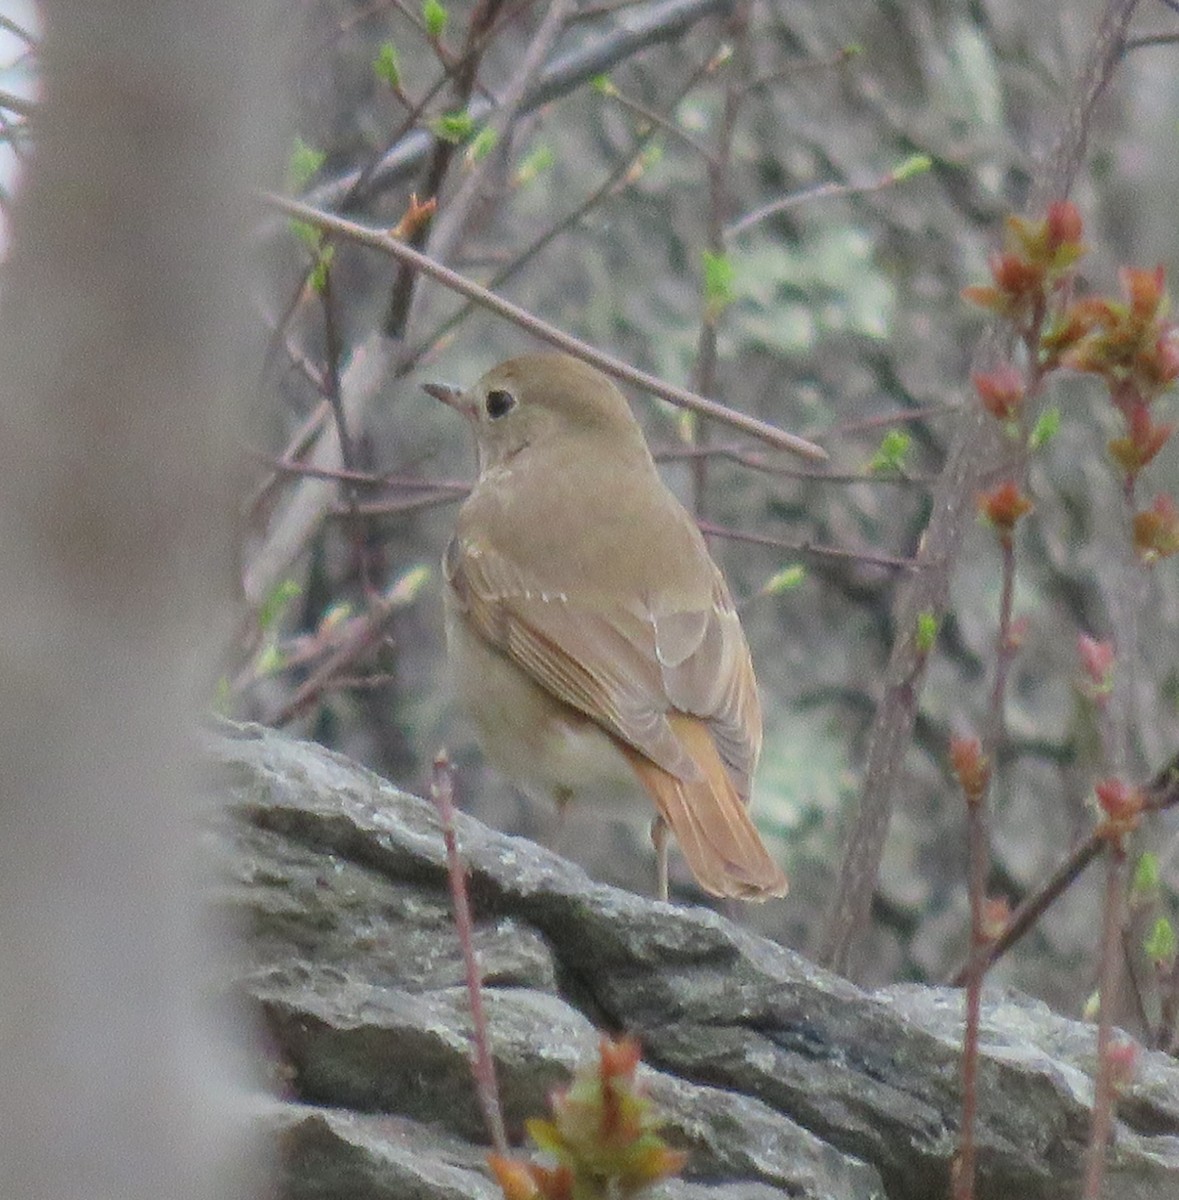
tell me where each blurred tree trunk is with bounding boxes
[0,4,283,1198]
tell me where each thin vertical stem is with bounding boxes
[691,6,747,518]
[953,785,989,1200]
[319,261,376,597]
[430,752,508,1155]
[1082,837,1127,1199]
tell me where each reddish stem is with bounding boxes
[953,785,990,1200]
[1082,836,1127,1199]
[430,752,508,1155]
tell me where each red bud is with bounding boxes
[978,481,1034,541]
[1045,200,1083,250]
[1121,264,1166,320]
[1133,493,1179,562]
[972,364,1026,422]
[950,735,990,805]
[1095,777,1144,836]
[1077,635,1115,693]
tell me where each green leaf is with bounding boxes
[890,153,932,183]
[430,110,475,144]
[387,563,432,605]
[1029,405,1061,450]
[869,429,911,474]
[591,73,615,95]
[915,610,939,654]
[256,642,286,678]
[1144,916,1177,968]
[762,565,806,594]
[466,125,499,163]
[515,142,554,186]
[373,41,401,90]
[309,243,335,293]
[702,250,736,313]
[288,219,322,250]
[286,136,325,193]
[1131,851,1160,899]
[675,407,697,445]
[319,600,355,633]
[422,0,449,37]
[524,1117,563,1156]
[258,579,301,633]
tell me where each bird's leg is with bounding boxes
[650,815,669,902]
[546,785,574,854]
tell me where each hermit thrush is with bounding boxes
[426,352,787,901]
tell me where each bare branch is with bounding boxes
[264,193,829,460]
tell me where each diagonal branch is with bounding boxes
[263,193,828,459]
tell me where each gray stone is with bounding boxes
[205,722,1179,1199]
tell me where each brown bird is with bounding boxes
[426,352,787,902]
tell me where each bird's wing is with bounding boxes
[444,532,760,790]
[643,577,761,798]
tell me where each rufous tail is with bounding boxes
[621,713,787,901]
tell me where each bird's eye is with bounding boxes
[485,388,516,419]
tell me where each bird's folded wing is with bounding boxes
[646,587,761,798]
[445,535,759,790]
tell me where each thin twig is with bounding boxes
[318,264,377,594]
[0,109,29,160]
[0,88,34,118]
[697,518,916,571]
[244,400,332,517]
[249,449,468,494]
[430,752,509,1155]
[601,80,713,161]
[331,490,467,518]
[570,0,651,19]
[1082,837,1127,1200]
[1123,31,1179,51]
[262,194,829,460]
[946,750,1179,986]
[686,3,746,517]
[736,44,860,98]
[953,780,990,1200]
[726,168,924,240]
[825,400,963,439]
[953,457,1025,1200]
[951,531,1022,1200]
[654,442,937,485]
[0,13,37,45]
[1031,0,1142,209]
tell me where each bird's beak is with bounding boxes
[423,380,473,417]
